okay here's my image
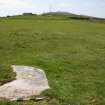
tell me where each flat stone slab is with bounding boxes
[0,65,50,101]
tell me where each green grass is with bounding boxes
[0,17,105,105]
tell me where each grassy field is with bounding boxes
[0,17,105,105]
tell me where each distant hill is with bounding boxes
[41,11,105,21]
[1,11,104,22]
[41,11,76,16]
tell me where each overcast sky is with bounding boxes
[0,0,105,18]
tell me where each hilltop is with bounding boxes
[42,11,105,21]
[1,11,105,22]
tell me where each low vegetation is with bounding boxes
[0,16,105,105]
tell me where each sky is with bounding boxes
[0,0,105,18]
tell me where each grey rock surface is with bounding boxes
[0,65,50,101]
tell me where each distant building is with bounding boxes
[23,13,35,16]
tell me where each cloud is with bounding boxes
[58,2,73,8]
[0,0,36,16]
[0,0,105,18]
